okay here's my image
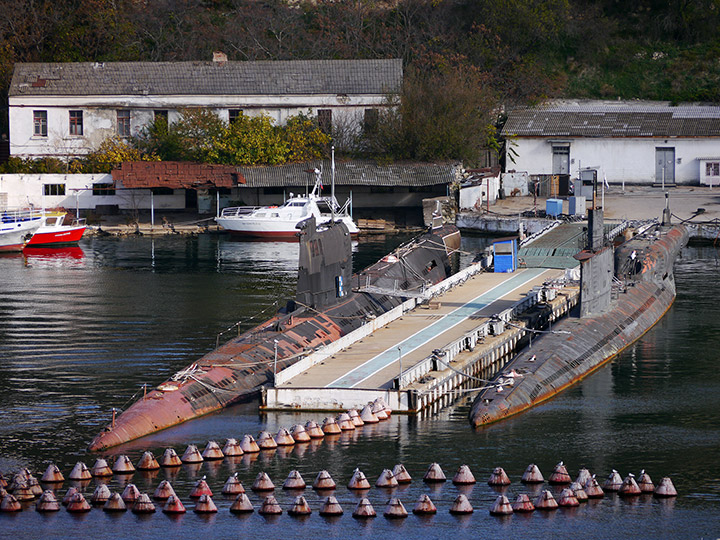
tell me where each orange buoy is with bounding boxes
[189,476,213,498]
[584,475,605,498]
[257,431,278,450]
[449,494,473,515]
[40,464,64,484]
[222,473,245,495]
[359,405,379,424]
[258,495,282,515]
[488,466,511,486]
[304,420,325,439]
[68,461,92,481]
[0,473,7,489]
[1,494,22,512]
[275,427,296,446]
[452,464,476,485]
[348,409,364,427]
[558,487,580,507]
[222,438,244,457]
[201,441,225,461]
[619,474,641,497]
[638,470,655,493]
[320,495,343,516]
[488,494,511,516]
[375,469,398,488]
[153,480,176,501]
[113,455,136,474]
[511,493,535,513]
[383,497,408,518]
[521,463,544,484]
[240,434,261,453]
[322,417,341,435]
[371,400,388,420]
[569,482,588,502]
[312,470,336,490]
[412,494,437,515]
[229,493,254,514]
[603,470,623,492]
[288,495,312,516]
[66,492,92,513]
[194,493,218,514]
[392,464,412,484]
[180,445,204,464]
[121,483,140,503]
[91,458,114,477]
[535,490,559,510]
[62,487,79,506]
[290,424,311,443]
[136,451,160,471]
[36,490,61,512]
[103,493,127,512]
[575,468,592,486]
[13,481,35,501]
[282,470,306,490]
[548,461,571,485]
[162,494,186,514]
[654,477,678,498]
[252,472,275,492]
[336,413,355,431]
[423,462,446,483]
[26,474,42,497]
[348,469,371,490]
[352,497,376,519]
[132,493,156,514]
[159,448,183,468]
[91,483,112,505]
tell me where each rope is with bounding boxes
[503,319,571,335]
[434,356,494,384]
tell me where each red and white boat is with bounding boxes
[0,209,44,252]
[26,213,86,247]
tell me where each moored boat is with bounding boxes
[0,209,44,252]
[25,213,86,247]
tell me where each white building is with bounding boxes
[502,100,720,186]
[8,57,402,159]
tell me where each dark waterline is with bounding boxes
[0,235,718,539]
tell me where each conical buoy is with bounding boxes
[41,464,64,484]
[121,483,140,503]
[103,493,127,512]
[320,495,343,516]
[619,474,641,496]
[201,441,225,460]
[230,493,254,514]
[288,495,312,516]
[638,470,655,493]
[256,431,277,450]
[412,494,437,515]
[348,409,364,427]
[383,497,408,518]
[91,483,112,505]
[222,438,244,457]
[488,466,511,486]
[654,477,678,498]
[68,462,92,481]
[379,397,392,417]
[290,424,311,443]
[535,490,559,510]
[91,458,114,477]
[521,463,544,484]
[159,448,182,468]
[26,474,42,497]
[570,481,588,502]
[450,494,474,515]
[488,494,511,515]
[136,451,160,471]
[132,493,156,514]
[336,413,355,431]
[13,481,35,501]
[66,492,92,513]
[258,495,282,515]
[313,470,336,490]
[375,469,398,488]
[0,473,6,489]
[392,464,412,484]
[371,400,388,420]
[603,470,623,492]
[322,417,341,435]
[305,420,325,438]
[240,434,261,453]
[548,461,571,485]
[359,404,379,424]
[62,487,79,506]
[584,475,605,498]
[558,487,579,507]
[36,490,61,512]
[353,497,376,518]
[180,445,204,464]
[512,493,535,513]
[1,494,21,512]
[575,468,592,487]
[423,462,446,483]
[189,476,213,498]
[222,473,245,495]
[112,455,136,474]
[252,472,275,492]
[452,464,476,485]
[162,494,186,514]
[282,470,306,490]
[153,480,176,501]
[348,469,371,490]
[194,493,218,514]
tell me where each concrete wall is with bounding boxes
[511,137,720,185]
[459,176,500,211]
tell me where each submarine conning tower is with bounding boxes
[575,207,614,318]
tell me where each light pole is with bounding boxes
[397,347,402,389]
[273,339,279,386]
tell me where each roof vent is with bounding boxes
[213,51,228,65]
[93,62,105,69]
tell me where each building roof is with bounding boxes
[503,100,720,138]
[10,59,402,97]
[112,161,239,189]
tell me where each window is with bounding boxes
[92,183,115,196]
[44,184,66,196]
[33,111,47,137]
[229,109,243,124]
[363,108,379,133]
[154,110,169,133]
[117,110,130,137]
[706,162,720,176]
[317,109,332,134]
[154,110,168,121]
[69,110,83,136]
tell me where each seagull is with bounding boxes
[529,355,537,362]
[557,461,564,467]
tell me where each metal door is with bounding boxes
[655,148,675,185]
[552,146,570,175]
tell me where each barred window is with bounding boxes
[117,110,131,137]
[33,111,47,137]
[69,110,83,136]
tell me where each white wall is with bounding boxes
[511,137,720,185]
[459,176,500,210]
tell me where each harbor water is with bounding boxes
[0,234,719,539]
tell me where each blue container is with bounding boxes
[546,198,563,217]
[493,238,517,273]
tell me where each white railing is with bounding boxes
[220,206,260,217]
[1,208,44,223]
